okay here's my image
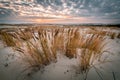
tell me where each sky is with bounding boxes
[0,0,120,24]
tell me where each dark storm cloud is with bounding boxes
[0,0,120,23]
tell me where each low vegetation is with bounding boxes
[0,26,119,78]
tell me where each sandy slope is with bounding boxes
[0,39,120,80]
[0,28,120,80]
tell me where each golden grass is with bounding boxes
[109,32,116,39]
[15,29,33,41]
[65,28,80,58]
[0,31,16,47]
[0,26,116,75]
[78,34,107,73]
[87,28,107,36]
[38,30,53,64]
[117,33,120,38]
[50,29,63,59]
[87,27,118,39]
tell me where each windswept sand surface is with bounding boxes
[0,25,120,80]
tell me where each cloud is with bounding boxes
[0,7,18,16]
[0,0,120,24]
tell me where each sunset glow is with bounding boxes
[0,0,120,24]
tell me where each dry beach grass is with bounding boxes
[0,25,120,80]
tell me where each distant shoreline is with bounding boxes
[0,23,120,27]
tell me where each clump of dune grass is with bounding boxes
[38,30,54,63]
[87,28,107,37]
[117,33,120,38]
[20,41,42,69]
[0,31,16,47]
[73,34,108,80]
[17,29,57,68]
[55,29,65,49]
[87,27,118,39]
[14,28,33,41]
[78,34,107,73]
[108,32,116,39]
[50,29,63,59]
[65,28,80,58]
[14,30,57,76]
